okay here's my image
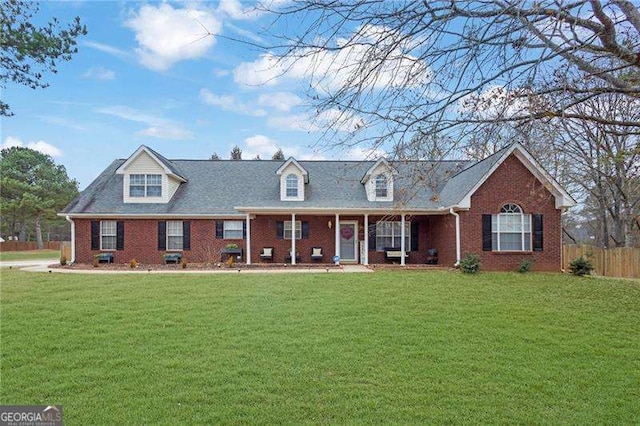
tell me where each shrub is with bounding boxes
[181,257,188,269]
[60,256,67,266]
[459,253,481,274]
[518,258,532,273]
[225,243,239,250]
[130,259,139,269]
[569,256,593,276]
[92,255,99,268]
[225,255,235,268]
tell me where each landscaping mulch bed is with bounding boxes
[53,262,343,271]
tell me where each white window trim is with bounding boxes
[285,173,299,198]
[223,220,244,239]
[492,210,532,252]
[375,174,388,198]
[284,220,302,240]
[167,220,183,251]
[129,173,163,198]
[100,220,117,251]
[375,221,410,251]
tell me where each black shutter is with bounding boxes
[368,223,377,250]
[215,221,224,239]
[116,221,125,251]
[158,221,166,251]
[276,221,284,239]
[242,221,247,239]
[482,214,492,251]
[91,221,100,250]
[533,214,543,251]
[302,221,310,239]
[411,221,419,251]
[183,221,191,251]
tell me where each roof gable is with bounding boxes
[451,143,576,209]
[276,157,309,183]
[360,158,397,184]
[116,145,187,182]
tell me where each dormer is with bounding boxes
[276,157,308,201]
[116,145,187,203]
[361,158,396,202]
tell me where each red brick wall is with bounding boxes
[74,215,439,265]
[458,154,562,271]
[74,219,246,264]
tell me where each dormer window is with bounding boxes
[286,174,299,197]
[130,174,162,197]
[375,174,388,198]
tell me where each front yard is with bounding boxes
[1,269,638,423]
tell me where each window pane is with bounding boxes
[524,233,531,250]
[147,185,162,197]
[500,233,522,251]
[284,221,301,239]
[102,236,116,250]
[375,174,388,197]
[492,233,498,250]
[130,174,145,185]
[224,221,243,239]
[130,186,145,197]
[147,174,162,185]
[167,236,183,250]
[286,174,298,197]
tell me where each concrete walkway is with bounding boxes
[0,259,58,268]
[13,263,373,274]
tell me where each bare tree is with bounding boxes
[210,152,221,160]
[230,145,242,160]
[264,1,640,154]
[272,148,285,160]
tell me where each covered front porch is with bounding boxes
[237,209,462,267]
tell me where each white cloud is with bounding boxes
[239,134,325,160]
[217,0,264,21]
[234,24,431,94]
[267,108,365,133]
[199,89,266,116]
[458,85,529,119]
[83,40,130,59]
[125,4,221,71]
[95,105,193,140]
[83,66,115,80]
[38,116,86,131]
[213,68,230,77]
[343,146,386,161]
[2,136,63,157]
[258,91,303,112]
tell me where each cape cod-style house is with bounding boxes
[60,143,575,270]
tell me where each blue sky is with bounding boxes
[2,1,382,189]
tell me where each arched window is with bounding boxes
[492,203,531,251]
[286,173,299,197]
[375,174,388,198]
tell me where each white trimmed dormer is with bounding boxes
[276,157,308,201]
[116,146,187,204]
[361,158,396,202]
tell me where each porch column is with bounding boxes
[291,213,296,265]
[245,213,251,265]
[400,214,406,266]
[364,214,369,265]
[334,213,340,259]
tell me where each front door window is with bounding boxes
[339,223,357,261]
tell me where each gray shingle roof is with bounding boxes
[62,155,481,215]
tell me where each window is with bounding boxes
[100,220,116,250]
[167,220,183,250]
[285,174,298,197]
[375,174,388,198]
[284,220,302,240]
[223,221,243,239]
[375,221,410,250]
[492,204,531,251]
[129,174,162,197]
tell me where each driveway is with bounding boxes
[0,259,59,268]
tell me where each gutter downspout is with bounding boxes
[449,208,461,267]
[65,215,75,264]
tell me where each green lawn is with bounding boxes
[0,249,59,261]
[1,270,638,424]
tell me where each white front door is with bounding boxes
[339,222,358,262]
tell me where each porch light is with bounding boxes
[328,220,332,229]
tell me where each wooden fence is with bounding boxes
[0,241,62,252]
[563,244,640,279]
